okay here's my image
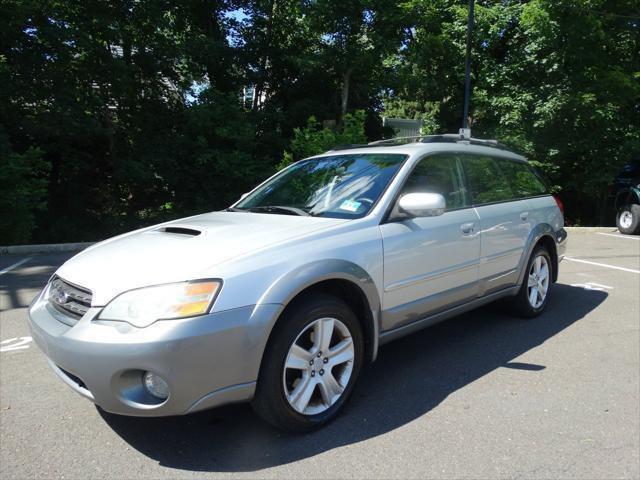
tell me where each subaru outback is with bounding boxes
[28,133,567,431]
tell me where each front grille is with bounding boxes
[48,277,92,321]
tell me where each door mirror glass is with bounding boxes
[398,193,446,217]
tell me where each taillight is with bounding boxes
[553,194,564,215]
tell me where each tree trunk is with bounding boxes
[189,1,233,93]
[252,55,268,109]
[597,187,610,226]
[253,0,277,110]
[341,68,353,117]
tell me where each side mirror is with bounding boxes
[239,192,249,200]
[397,193,446,218]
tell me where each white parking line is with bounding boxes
[585,282,614,289]
[0,337,33,353]
[597,232,640,241]
[570,282,613,292]
[0,257,33,276]
[565,256,640,274]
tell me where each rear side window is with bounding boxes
[461,155,514,204]
[499,161,548,197]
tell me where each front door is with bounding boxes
[380,153,481,332]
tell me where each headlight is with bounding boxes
[98,280,222,328]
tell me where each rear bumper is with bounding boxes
[28,286,281,416]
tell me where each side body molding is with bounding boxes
[256,259,382,361]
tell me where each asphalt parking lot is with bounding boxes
[1,229,639,479]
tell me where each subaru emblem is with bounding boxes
[55,289,69,304]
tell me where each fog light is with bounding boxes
[142,371,170,400]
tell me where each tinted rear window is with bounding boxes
[499,161,548,198]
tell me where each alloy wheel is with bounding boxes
[527,254,550,309]
[282,317,354,415]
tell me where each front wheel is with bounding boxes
[252,293,364,432]
[509,246,553,318]
[616,204,640,235]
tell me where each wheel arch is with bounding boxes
[536,235,558,282]
[257,260,382,365]
[614,188,640,210]
[516,224,559,285]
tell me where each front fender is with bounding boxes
[257,259,382,361]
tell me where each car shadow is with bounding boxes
[99,283,607,472]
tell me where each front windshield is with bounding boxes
[234,153,408,218]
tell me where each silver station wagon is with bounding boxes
[29,133,567,431]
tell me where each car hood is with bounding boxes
[55,211,347,306]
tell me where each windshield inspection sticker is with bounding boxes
[339,200,361,212]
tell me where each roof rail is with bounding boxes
[367,135,434,146]
[366,131,511,151]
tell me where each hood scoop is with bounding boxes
[157,225,202,236]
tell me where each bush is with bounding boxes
[0,131,50,245]
[278,110,368,170]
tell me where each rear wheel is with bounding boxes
[509,246,552,318]
[616,204,640,235]
[252,293,364,432]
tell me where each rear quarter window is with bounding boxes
[499,161,548,198]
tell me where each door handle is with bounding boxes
[520,211,529,221]
[460,222,475,235]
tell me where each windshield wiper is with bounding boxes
[224,207,249,212]
[248,205,311,216]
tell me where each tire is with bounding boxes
[509,246,553,318]
[252,293,364,432]
[616,204,640,235]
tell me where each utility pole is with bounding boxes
[461,0,475,136]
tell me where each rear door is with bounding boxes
[461,154,533,294]
[380,153,481,331]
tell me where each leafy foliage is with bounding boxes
[0,131,50,244]
[0,0,638,244]
[280,110,368,169]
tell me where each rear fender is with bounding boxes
[615,188,640,210]
[516,224,559,286]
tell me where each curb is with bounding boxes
[564,227,618,233]
[0,242,95,256]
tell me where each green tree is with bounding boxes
[0,0,638,245]
[279,110,368,169]
[0,131,50,244]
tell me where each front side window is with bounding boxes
[399,154,470,209]
[499,161,548,198]
[461,155,514,204]
[234,153,407,218]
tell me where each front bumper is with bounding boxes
[28,286,281,416]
